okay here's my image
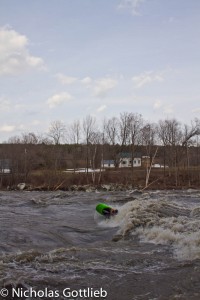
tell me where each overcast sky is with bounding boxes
[0,0,200,141]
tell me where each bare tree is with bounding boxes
[118,112,131,147]
[89,131,102,184]
[157,120,168,177]
[7,135,21,144]
[21,132,39,144]
[68,120,82,144]
[142,123,158,188]
[82,115,97,181]
[105,117,119,146]
[157,118,200,186]
[36,134,53,145]
[104,117,120,167]
[66,120,82,172]
[157,119,182,185]
[181,120,200,186]
[128,113,143,186]
[48,120,66,145]
[181,120,200,147]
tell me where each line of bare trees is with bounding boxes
[2,112,200,188]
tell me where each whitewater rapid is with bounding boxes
[0,190,200,299]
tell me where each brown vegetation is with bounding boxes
[1,113,200,190]
[1,163,200,191]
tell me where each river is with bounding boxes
[0,190,200,300]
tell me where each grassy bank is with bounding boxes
[1,167,200,191]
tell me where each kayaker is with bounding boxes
[96,203,118,217]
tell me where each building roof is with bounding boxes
[118,152,141,158]
[103,160,115,164]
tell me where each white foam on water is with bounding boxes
[109,196,200,261]
[95,201,137,229]
[190,206,200,218]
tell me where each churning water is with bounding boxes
[1,190,200,299]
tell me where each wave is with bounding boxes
[105,195,200,261]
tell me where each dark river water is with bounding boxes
[1,190,200,300]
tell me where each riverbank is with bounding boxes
[6,182,200,193]
[2,167,200,191]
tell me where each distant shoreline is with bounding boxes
[1,167,200,192]
[4,182,200,192]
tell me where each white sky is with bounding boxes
[0,0,200,141]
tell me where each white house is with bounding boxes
[101,160,115,168]
[102,153,143,168]
[118,152,141,168]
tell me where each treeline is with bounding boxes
[1,112,200,189]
